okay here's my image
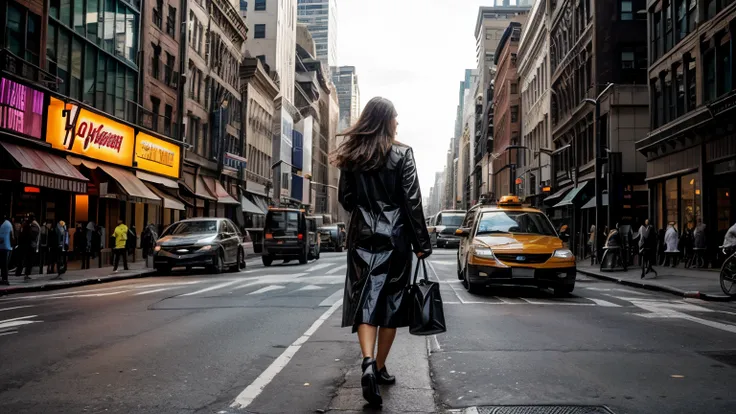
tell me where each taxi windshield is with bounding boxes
[476,211,556,236]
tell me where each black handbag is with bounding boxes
[408,258,446,336]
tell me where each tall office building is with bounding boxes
[331,66,360,131]
[297,0,338,67]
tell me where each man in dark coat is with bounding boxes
[638,219,658,278]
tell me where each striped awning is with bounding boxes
[0,142,88,193]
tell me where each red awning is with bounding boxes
[202,177,240,205]
[0,142,88,193]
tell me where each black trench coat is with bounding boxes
[339,145,432,332]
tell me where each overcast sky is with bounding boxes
[336,0,484,195]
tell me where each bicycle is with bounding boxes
[719,246,736,296]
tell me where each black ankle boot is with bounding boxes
[376,366,396,385]
[360,357,382,406]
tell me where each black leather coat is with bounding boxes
[339,145,432,331]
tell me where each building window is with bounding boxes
[706,0,717,19]
[164,104,173,136]
[166,6,176,38]
[675,65,685,116]
[664,1,673,52]
[151,46,161,79]
[688,0,697,32]
[676,0,687,41]
[510,106,519,123]
[621,0,633,20]
[717,36,732,96]
[154,0,163,29]
[511,53,517,66]
[621,48,635,69]
[254,24,266,39]
[5,4,42,65]
[165,52,175,86]
[255,0,266,10]
[686,56,697,110]
[665,72,675,122]
[151,97,161,131]
[704,48,716,102]
[652,12,661,61]
[510,83,518,94]
[654,79,663,127]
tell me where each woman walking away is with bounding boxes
[332,97,432,407]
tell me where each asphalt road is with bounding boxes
[1,249,736,414]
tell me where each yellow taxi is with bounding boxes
[456,196,576,295]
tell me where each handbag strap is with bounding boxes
[412,257,429,285]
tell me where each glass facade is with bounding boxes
[47,0,139,121]
[297,0,338,67]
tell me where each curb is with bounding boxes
[0,270,157,296]
[577,269,734,302]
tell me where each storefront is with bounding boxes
[0,77,89,222]
[44,96,184,250]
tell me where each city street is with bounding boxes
[1,250,736,413]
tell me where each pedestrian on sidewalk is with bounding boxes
[0,214,14,285]
[665,222,680,267]
[14,217,28,277]
[112,220,129,272]
[51,220,69,280]
[332,97,432,407]
[638,219,657,278]
[74,223,91,269]
[22,215,41,281]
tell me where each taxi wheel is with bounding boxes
[463,266,481,294]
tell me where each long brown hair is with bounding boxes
[330,97,398,171]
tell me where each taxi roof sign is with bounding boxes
[498,195,522,206]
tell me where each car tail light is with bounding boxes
[298,233,304,240]
[265,233,273,239]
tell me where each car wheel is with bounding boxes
[229,248,245,272]
[464,266,480,294]
[156,265,171,275]
[262,255,273,267]
[210,250,225,274]
[554,284,574,297]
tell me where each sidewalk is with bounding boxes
[0,261,155,296]
[577,262,732,301]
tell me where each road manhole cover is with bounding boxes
[460,406,615,414]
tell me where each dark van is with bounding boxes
[429,210,467,248]
[262,208,318,266]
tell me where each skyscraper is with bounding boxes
[331,66,360,131]
[297,0,338,67]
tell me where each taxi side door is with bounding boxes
[457,208,479,277]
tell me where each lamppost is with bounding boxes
[583,82,615,259]
[494,145,555,200]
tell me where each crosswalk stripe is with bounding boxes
[590,298,622,307]
[248,285,285,295]
[180,280,242,297]
[0,305,34,312]
[306,263,335,273]
[134,288,173,296]
[56,290,130,298]
[294,285,324,292]
[319,289,343,307]
[326,264,347,274]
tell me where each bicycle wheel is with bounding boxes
[719,254,736,296]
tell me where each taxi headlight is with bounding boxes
[197,245,213,252]
[553,249,574,259]
[473,247,495,258]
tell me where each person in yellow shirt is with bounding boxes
[112,220,129,272]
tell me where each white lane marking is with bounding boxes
[426,260,466,304]
[433,335,442,352]
[294,275,343,284]
[0,320,42,329]
[590,298,622,307]
[319,289,343,307]
[0,331,17,336]
[586,287,650,296]
[230,299,343,409]
[326,264,347,275]
[632,301,736,334]
[293,285,324,292]
[54,290,129,298]
[180,280,242,297]
[134,288,172,296]
[134,281,201,289]
[0,305,34,312]
[231,281,261,291]
[306,263,335,273]
[248,285,285,295]
[3,285,131,300]
[494,296,526,304]
[430,260,456,266]
[0,315,38,324]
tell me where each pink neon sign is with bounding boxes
[0,77,44,139]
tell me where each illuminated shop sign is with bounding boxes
[46,97,135,167]
[0,77,44,139]
[134,132,181,178]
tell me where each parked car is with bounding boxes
[306,216,321,261]
[153,218,246,274]
[262,208,318,266]
[318,224,346,252]
[429,210,467,248]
